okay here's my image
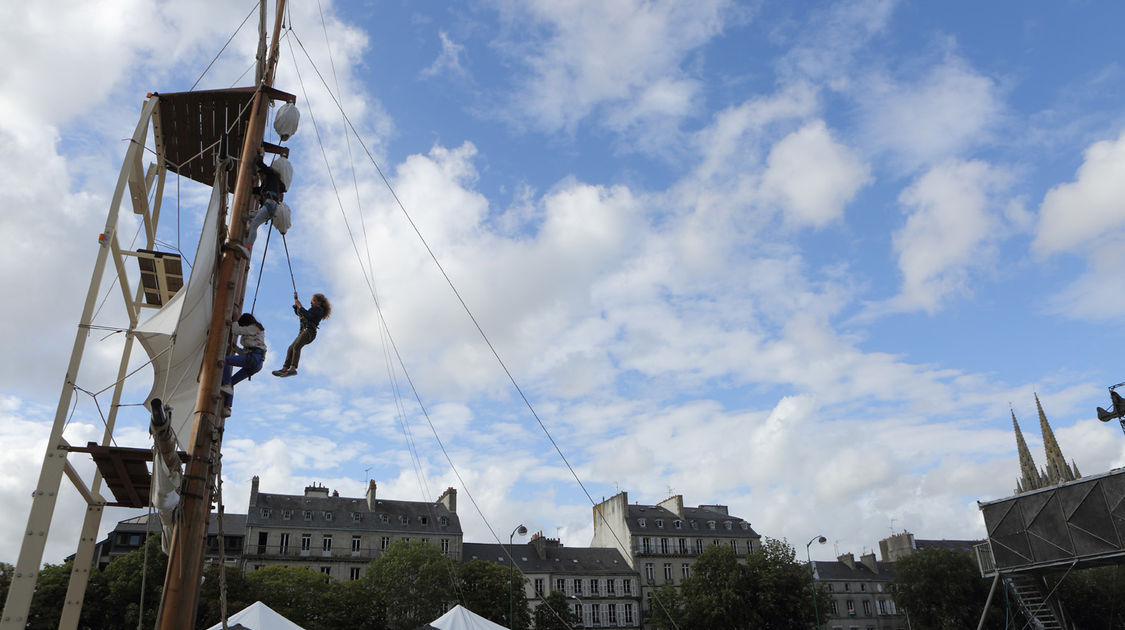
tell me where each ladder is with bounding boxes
[1004,574,1065,630]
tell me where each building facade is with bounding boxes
[241,477,462,582]
[813,552,904,630]
[85,513,245,570]
[464,533,642,629]
[590,492,760,622]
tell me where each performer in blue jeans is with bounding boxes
[273,292,330,377]
[221,312,267,415]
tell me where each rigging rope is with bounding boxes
[136,502,154,630]
[190,3,259,92]
[280,233,297,296]
[249,221,273,314]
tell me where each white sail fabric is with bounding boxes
[135,176,224,452]
[273,102,300,140]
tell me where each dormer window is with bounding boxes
[655,519,663,528]
[400,515,409,524]
[708,521,716,530]
[638,518,646,528]
[380,514,389,523]
[440,516,449,526]
[324,511,335,522]
[691,521,698,530]
[260,508,271,518]
[724,521,732,530]
[351,512,362,522]
[420,516,429,525]
[673,520,682,529]
[282,509,293,520]
[303,510,313,521]
[740,522,748,530]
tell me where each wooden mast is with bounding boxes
[155,1,287,627]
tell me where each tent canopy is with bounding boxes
[205,601,307,630]
[426,605,510,630]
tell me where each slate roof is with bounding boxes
[812,560,896,581]
[463,542,635,576]
[115,512,247,536]
[249,492,461,534]
[624,504,759,538]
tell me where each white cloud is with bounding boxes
[421,31,468,80]
[890,160,1011,313]
[759,120,872,228]
[1033,130,1125,256]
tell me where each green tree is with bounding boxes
[647,582,685,630]
[245,566,336,629]
[457,558,530,629]
[891,548,1000,630]
[360,540,456,630]
[25,561,72,630]
[533,589,580,630]
[0,562,12,604]
[195,563,255,629]
[1049,565,1125,629]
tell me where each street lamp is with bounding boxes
[807,535,827,630]
[510,524,528,629]
[567,594,585,629]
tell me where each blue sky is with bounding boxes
[3,0,1125,568]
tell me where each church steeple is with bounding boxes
[1036,393,1080,485]
[1013,409,1045,494]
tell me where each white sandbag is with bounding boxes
[271,156,293,192]
[274,103,300,140]
[272,201,291,234]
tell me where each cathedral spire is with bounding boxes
[1036,393,1080,485]
[1013,409,1044,494]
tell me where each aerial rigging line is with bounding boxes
[189,2,260,92]
[288,28,681,627]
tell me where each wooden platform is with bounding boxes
[68,442,188,508]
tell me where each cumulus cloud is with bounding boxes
[1034,130,1125,256]
[889,160,1011,313]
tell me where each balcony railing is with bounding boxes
[243,544,460,561]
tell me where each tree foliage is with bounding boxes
[360,540,457,630]
[1049,565,1125,629]
[650,538,818,630]
[457,558,530,630]
[890,548,1000,630]
[533,589,580,630]
[244,565,336,629]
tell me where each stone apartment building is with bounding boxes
[463,533,642,629]
[84,513,245,570]
[812,551,903,630]
[241,477,462,581]
[590,492,760,621]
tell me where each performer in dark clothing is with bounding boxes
[246,146,288,248]
[273,292,331,377]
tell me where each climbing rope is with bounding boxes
[280,233,297,295]
[249,222,273,314]
[136,502,154,630]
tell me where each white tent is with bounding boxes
[205,601,307,630]
[427,605,510,630]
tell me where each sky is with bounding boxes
[3,0,1125,570]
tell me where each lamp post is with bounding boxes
[510,524,528,629]
[567,594,585,629]
[807,535,827,630]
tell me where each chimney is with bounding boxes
[859,552,878,573]
[657,494,684,518]
[531,532,548,560]
[439,487,457,513]
[304,482,330,498]
[332,489,339,497]
[250,475,259,506]
[838,553,855,569]
[366,480,377,510]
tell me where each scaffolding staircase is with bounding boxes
[1004,574,1065,630]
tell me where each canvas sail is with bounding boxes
[135,176,224,452]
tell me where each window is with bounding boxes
[863,600,871,616]
[741,522,749,530]
[877,599,886,615]
[399,515,408,524]
[441,538,450,554]
[828,584,834,592]
[402,537,410,542]
[638,518,646,528]
[303,510,312,521]
[556,578,566,594]
[724,521,732,530]
[349,567,361,580]
[712,539,720,546]
[380,514,389,523]
[708,520,716,530]
[642,538,652,553]
[573,578,582,594]
[322,535,333,552]
[257,532,268,554]
[279,533,290,554]
[421,538,429,544]
[622,579,632,595]
[380,536,390,550]
[674,520,682,529]
[746,539,754,554]
[573,604,582,620]
[440,516,449,526]
[846,600,855,615]
[681,564,690,579]
[663,563,672,581]
[260,508,271,518]
[608,604,618,624]
[589,578,599,594]
[877,583,884,593]
[655,519,663,528]
[352,536,362,552]
[831,601,838,615]
[694,539,705,554]
[624,603,634,624]
[678,538,687,553]
[320,566,331,575]
[301,534,311,551]
[730,540,738,552]
[591,604,601,625]
[645,563,655,582]
[420,516,429,525]
[691,521,698,530]
[607,578,616,595]
[861,583,866,592]
[282,509,293,520]
[324,511,334,522]
[845,583,851,591]
[660,538,669,554]
[351,512,361,522]
[534,578,544,595]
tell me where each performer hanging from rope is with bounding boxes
[220,313,267,415]
[240,145,289,255]
[273,292,331,377]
